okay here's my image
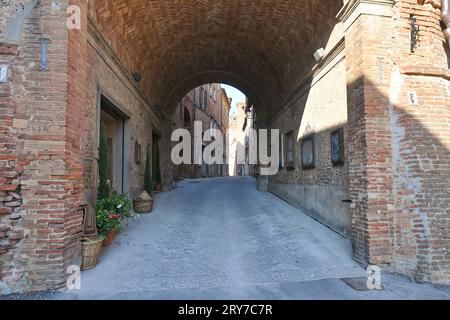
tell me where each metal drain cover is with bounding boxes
[341,277,383,291]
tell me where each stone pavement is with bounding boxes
[3,177,449,300]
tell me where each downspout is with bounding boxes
[442,0,450,49]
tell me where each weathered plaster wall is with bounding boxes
[268,42,351,237]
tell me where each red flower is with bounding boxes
[109,213,121,219]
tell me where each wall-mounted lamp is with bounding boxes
[410,15,420,53]
[132,72,142,82]
[39,38,49,71]
[313,48,325,62]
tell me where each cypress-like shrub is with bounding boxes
[98,121,110,201]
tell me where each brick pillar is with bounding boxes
[64,0,89,286]
[0,0,89,293]
[339,0,396,268]
[389,0,450,284]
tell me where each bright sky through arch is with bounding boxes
[221,84,246,117]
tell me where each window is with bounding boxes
[199,87,208,110]
[331,128,345,165]
[301,135,316,169]
[199,87,204,109]
[279,134,284,169]
[285,131,294,170]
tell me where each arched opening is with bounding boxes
[174,83,255,180]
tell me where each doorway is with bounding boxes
[98,94,131,195]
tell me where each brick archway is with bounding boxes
[0,0,449,293]
[163,70,268,120]
[88,0,343,120]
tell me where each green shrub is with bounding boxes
[95,193,132,239]
[98,121,110,201]
[96,208,121,239]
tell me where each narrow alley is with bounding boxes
[49,178,449,300]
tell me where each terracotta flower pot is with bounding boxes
[102,229,117,247]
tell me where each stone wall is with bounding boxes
[0,41,25,294]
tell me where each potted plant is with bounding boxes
[95,193,132,247]
[95,206,121,247]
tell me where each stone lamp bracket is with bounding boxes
[410,15,420,53]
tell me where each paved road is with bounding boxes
[30,177,450,300]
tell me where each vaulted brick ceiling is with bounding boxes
[89,0,343,119]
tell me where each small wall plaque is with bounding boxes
[0,65,7,83]
[408,91,419,105]
[135,140,142,164]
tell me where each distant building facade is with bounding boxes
[228,101,256,177]
[173,84,231,179]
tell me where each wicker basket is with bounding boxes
[134,198,153,213]
[81,236,103,270]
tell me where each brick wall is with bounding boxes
[342,0,450,284]
[1,0,76,293]
[344,10,396,270]
[389,0,450,284]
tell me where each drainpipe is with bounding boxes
[442,0,450,49]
